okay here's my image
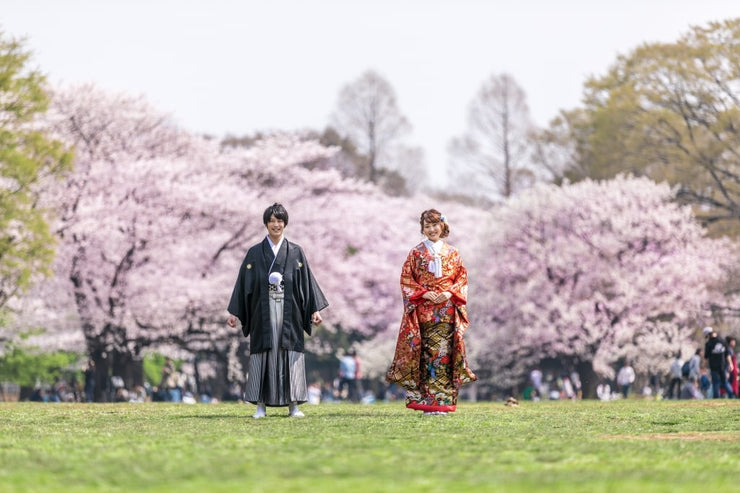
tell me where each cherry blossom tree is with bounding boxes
[14,84,449,398]
[14,83,732,404]
[467,175,735,398]
[27,85,225,396]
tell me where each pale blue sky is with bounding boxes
[3,0,739,183]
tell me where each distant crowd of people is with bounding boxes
[25,357,217,404]
[525,368,582,401]
[308,349,399,405]
[22,350,387,405]
[21,323,738,405]
[647,326,737,401]
[663,326,737,400]
[531,325,737,402]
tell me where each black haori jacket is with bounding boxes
[228,237,328,354]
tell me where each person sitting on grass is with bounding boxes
[679,376,703,400]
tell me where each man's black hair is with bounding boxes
[263,203,289,226]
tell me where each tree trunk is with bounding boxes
[90,348,110,402]
[110,350,143,390]
[89,347,143,402]
[368,150,377,184]
[576,360,599,399]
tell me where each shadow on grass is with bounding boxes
[170,414,244,419]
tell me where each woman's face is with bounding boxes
[423,220,442,242]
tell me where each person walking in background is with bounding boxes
[562,374,576,400]
[160,357,173,400]
[616,362,636,398]
[386,209,477,415]
[570,369,582,400]
[353,350,365,401]
[726,336,738,397]
[83,360,95,403]
[227,203,328,418]
[700,367,712,398]
[704,327,735,398]
[338,349,359,402]
[160,357,180,402]
[667,353,683,399]
[688,348,702,382]
[529,367,543,401]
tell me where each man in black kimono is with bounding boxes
[227,203,328,418]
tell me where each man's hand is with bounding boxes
[226,315,237,328]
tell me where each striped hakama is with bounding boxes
[244,290,307,406]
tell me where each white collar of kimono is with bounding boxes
[267,235,284,256]
[266,236,285,287]
[423,239,444,278]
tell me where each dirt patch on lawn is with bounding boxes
[601,432,740,442]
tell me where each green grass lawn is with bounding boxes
[1,399,739,492]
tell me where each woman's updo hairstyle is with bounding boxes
[419,209,449,238]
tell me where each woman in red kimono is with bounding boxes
[386,209,477,415]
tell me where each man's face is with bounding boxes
[266,214,285,239]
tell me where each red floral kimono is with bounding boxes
[386,241,477,412]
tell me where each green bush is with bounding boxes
[142,352,181,387]
[0,340,81,387]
